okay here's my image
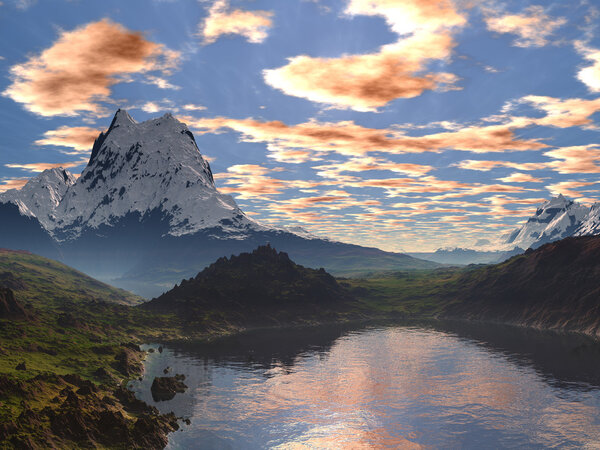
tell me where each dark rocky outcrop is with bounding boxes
[112,345,144,377]
[150,375,187,402]
[0,287,28,320]
[143,245,355,327]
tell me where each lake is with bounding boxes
[131,321,600,449]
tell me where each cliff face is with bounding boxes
[441,236,600,336]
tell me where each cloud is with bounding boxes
[0,178,29,192]
[3,19,180,117]
[145,75,180,90]
[517,95,600,129]
[200,0,273,45]
[184,115,548,163]
[215,164,329,200]
[313,157,434,179]
[345,0,465,34]
[34,126,101,152]
[544,145,600,174]
[496,172,544,183]
[545,180,599,197]
[455,160,549,171]
[263,0,466,111]
[349,176,532,198]
[574,41,600,92]
[264,33,460,112]
[485,5,566,47]
[182,103,207,112]
[5,160,86,172]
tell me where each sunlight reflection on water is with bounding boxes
[131,323,600,449]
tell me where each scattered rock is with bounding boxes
[57,313,84,329]
[158,346,163,353]
[148,348,155,353]
[150,375,188,402]
[112,346,143,377]
[15,362,26,371]
[0,272,26,290]
[163,366,171,374]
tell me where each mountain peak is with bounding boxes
[0,166,76,229]
[541,194,570,210]
[505,194,589,249]
[110,109,136,128]
[53,109,260,238]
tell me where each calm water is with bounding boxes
[131,321,600,449]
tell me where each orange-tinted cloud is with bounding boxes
[350,176,532,198]
[544,145,600,174]
[455,160,549,171]
[0,178,30,192]
[185,116,548,162]
[264,33,459,112]
[215,164,329,200]
[263,0,466,111]
[496,173,544,183]
[574,41,600,92]
[5,160,86,172]
[313,157,434,179]
[3,19,180,117]
[200,0,273,45]
[519,95,600,129]
[545,180,599,197]
[485,6,565,47]
[34,126,101,152]
[182,103,207,112]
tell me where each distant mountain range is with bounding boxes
[408,247,523,266]
[412,195,600,266]
[0,110,438,297]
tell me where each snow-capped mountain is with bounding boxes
[0,167,76,230]
[504,195,590,249]
[52,109,262,240]
[574,203,600,236]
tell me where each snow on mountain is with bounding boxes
[574,203,600,236]
[504,194,589,249]
[52,109,265,239]
[0,167,76,229]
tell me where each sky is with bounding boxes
[1,0,600,252]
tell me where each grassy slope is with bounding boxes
[341,267,467,317]
[0,249,143,307]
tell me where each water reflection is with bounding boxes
[131,322,600,449]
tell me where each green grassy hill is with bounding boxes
[0,249,143,308]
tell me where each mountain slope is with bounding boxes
[0,168,76,232]
[0,202,60,259]
[574,203,600,236]
[0,249,143,306]
[441,236,600,336]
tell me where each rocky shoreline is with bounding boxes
[0,343,183,449]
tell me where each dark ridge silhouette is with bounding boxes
[143,245,355,326]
